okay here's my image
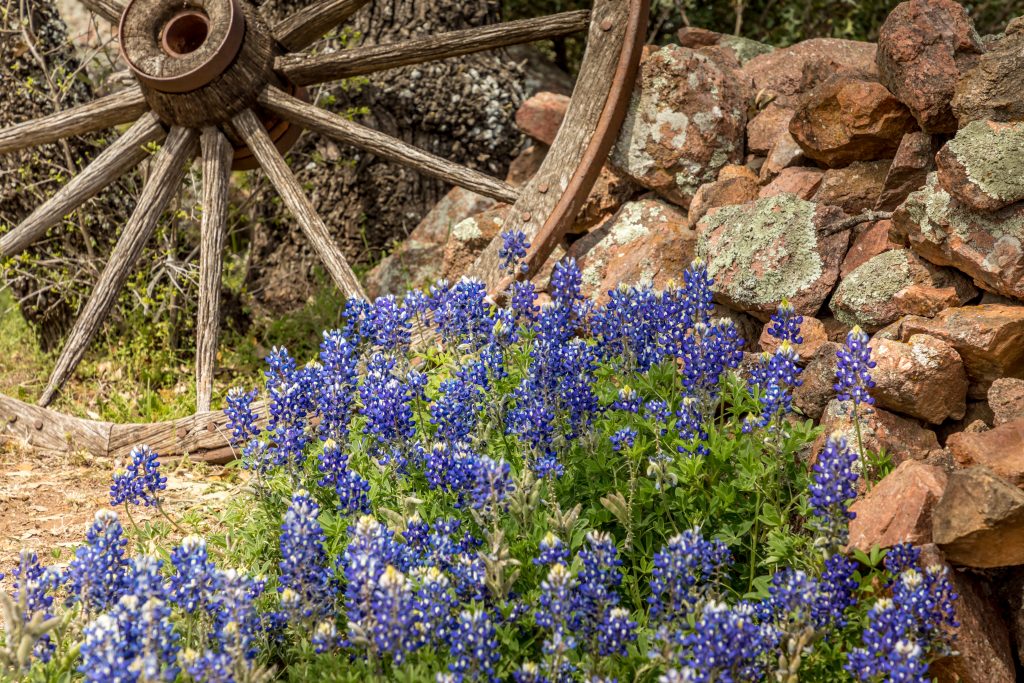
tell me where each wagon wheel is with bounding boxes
[0,0,648,460]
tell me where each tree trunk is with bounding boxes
[247,0,526,312]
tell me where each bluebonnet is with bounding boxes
[370,565,420,663]
[109,444,166,507]
[313,619,341,654]
[413,566,458,646]
[535,563,579,656]
[429,278,494,347]
[575,532,626,645]
[169,535,220,614]
[360,353,416,469]
[610,426,638,452]
[499,229,531,274]
[597,607,638,657]
[747,342,802,428]
[316,330,359,443]
[767,299,803,344]
[79,594,180,683]
[187,568,268,676]
[676,395,709,456]
[835,326,876,407]
[846,561,958,683]
[648,529,732,625]
[343,515,407,630]
[368,295,412,355]
[264,346,316,470]
[534,532,569,567]
[9,550,61,662]
[511,280,539,323]
[65,509,132,612]
[813,554,859,629]
[448,607,501,681]
[317,442,372,516]
[885,543,922,576]
[611,386,642,413]
[675,601,769,683]
[224,387,260,445]
[470,455,515,514]
[808,434,859,548]
[278,491,336,622]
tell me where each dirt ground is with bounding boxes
[0,440,241,590]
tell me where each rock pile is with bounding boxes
[367,6,1024,676]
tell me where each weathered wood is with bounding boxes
[39,127,199,407]
[276,9,591,85]
[0,113,165,258]
[131,2,278,129]
[273,0,371,52]
[467,0,649,293]
[0,87,148,156]
[258,86,519,204]
[77,0,125,25]
[196,128,233,413]
[232,107,367,299]
[0,393,261,464]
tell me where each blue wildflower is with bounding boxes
[109,445,167,508]
[499,229,531,274]
[835,326,876,407]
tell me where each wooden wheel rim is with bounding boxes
[118,0,246,94]
[0,0,649,461]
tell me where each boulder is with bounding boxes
[677,26,775,67]
[568,197,694,304]
[831,249,976,331]
[989,378,1024,426]
[741,38,878,109]
[746,103,793,155]
[876,0,985,133]
[789,74,915,168]
[366,187,496,297]
[847,459,947,552]
[718,164,759,183]
[815,399,940,465]
[811,160,892,215]
[515,91,569,146]
[897,305,1024,399]
[441,204,510,280]
[759,129,807,183]
[758,315,828,363]
[948,417,1024,487]
[875,131,937,211]
[793,341,841,420]
[935,120,1024,213]
[695,194,849,320]
[952,26,1024,126]
[891,173,1024,302]
[869,334,968,424]
[933,466,1024,568]
[920,545,1017,683]
[687,176,759,226]
[611,45,749,209]
[571,165,640,235]
[758,167,823,201]
[839,219,901,277]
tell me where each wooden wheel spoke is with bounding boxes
[258,86,518,204]
[39,127,199,408]
[195,128,233,413]
[275,9,591,86]
[273,0,371,52]
[232,108,366,300]
[0,87,148,156]
[77,0,126,25]
[0,114,166,258]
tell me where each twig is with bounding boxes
[821,210,893,238]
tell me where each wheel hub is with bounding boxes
[118,0,303,168]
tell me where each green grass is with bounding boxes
[0,279,353,424]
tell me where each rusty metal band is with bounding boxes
[491,0,650,298]
[118,0,246,94]
[231,84,309,170]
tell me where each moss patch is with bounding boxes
[946,121,1024,204]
